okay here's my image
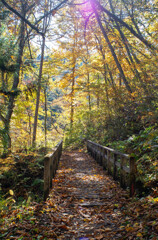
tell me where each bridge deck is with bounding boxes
[46,151,130,239]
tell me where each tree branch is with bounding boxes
[1,0,44,35]
[95,0,156,50]
[35,0,68,25]
[26,3,36,13]
[2,0,68,36]
[90,0,132,93]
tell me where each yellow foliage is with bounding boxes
[137,232,143,237]
[9,189,14,196]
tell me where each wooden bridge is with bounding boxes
[41,143,139,239]
[6,141,154,240]
[44,140,136,200]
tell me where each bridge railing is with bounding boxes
[44,140,63,200]
[87,140,136,196]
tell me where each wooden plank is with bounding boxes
[130,157,136,197]
[120,157,126,189]
[44,141,63,201]
[113,153,117,180]
[102,149,107,170]
[107,150,111,175]
[79,202,105,207]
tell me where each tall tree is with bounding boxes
[0,1,26,156]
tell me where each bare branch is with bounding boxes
[35,0,68,25]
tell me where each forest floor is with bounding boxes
[0,151,158,239]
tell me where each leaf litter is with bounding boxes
[0,151,158,239]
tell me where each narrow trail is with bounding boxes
[44,151,131,239]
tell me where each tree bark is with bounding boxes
[70,65,75,129]
[44,86,47,148]
[97,75,100,108]
[1,11,25,156]
[87,72,91,111]
[32,35,45,147]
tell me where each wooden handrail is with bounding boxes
[44,140,63,200]
[87,140,136,197]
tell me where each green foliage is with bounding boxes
[0,152,45,203]
[31,178,44,191]
[0,26,17,73]
[109,126,158,191]
[64,126,86,149]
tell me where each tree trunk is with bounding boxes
[121,0,143,38]
[44,86,47,148]
[1,14,25,156]
[90,0,132,93]
[102,64,110,117]
[87,72,91,111]
[108,0,150,96]
[70,65,75,129]
[28,110,32,147]
[32,35,45,147]
[97,75,100,108]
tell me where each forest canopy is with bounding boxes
[0,0,157,179]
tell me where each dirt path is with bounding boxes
[45,151,132,239]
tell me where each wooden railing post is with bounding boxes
[120,156,126,189]
[95,145,97,161]
[130,157,136,197]
[91,143,93,157]
[87,141,89,153]
[113,153,117,180]
[105,149,108,170]
[100,146,103,166]
[50,155,53,188]
[120,156,123,188]
[44,156,50,201]
[97,145,99,163]
[54,152,57,175]
[93,146,96,160]
[102,148,106,170]
[94,145,96,160]
[52,155,55,178]
[98,146,101,165]
[95,145,97,162]
[107,150,110,174]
